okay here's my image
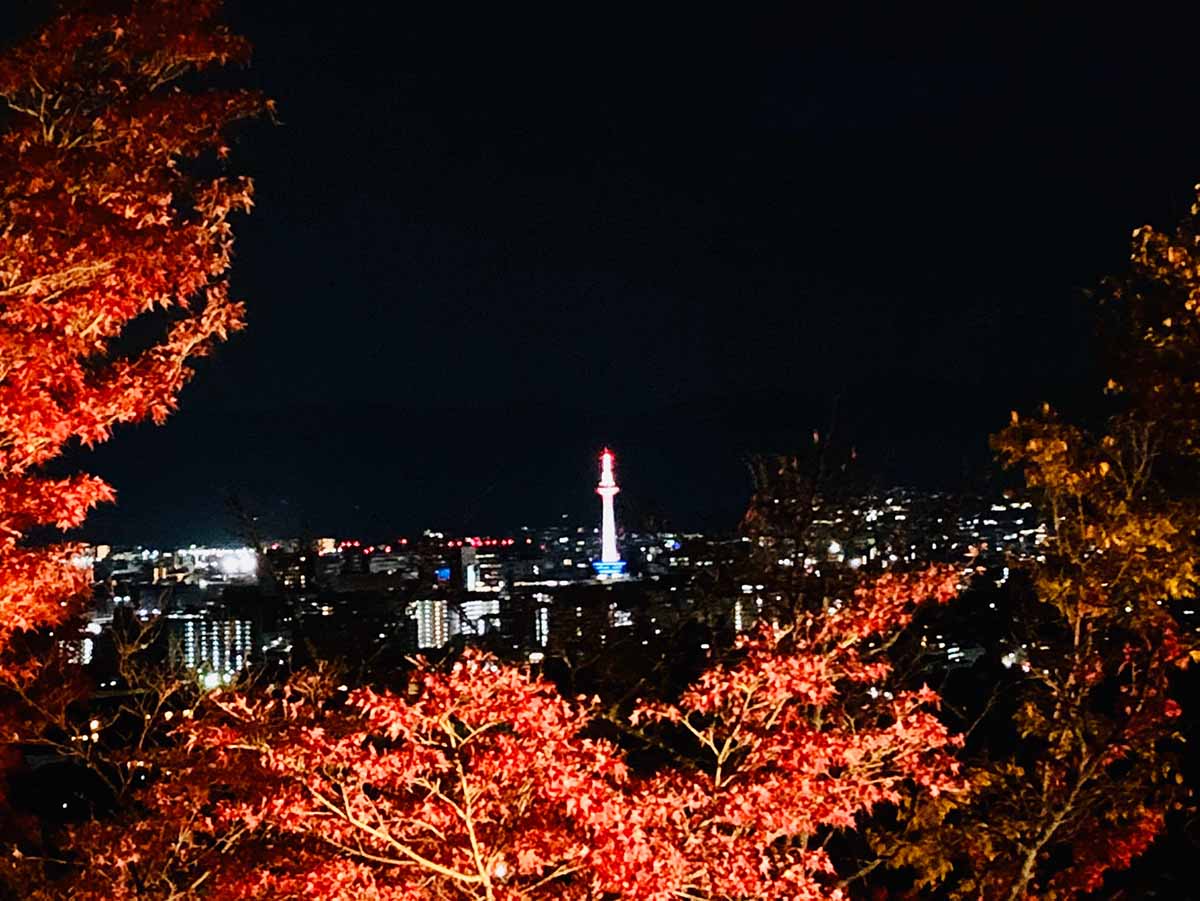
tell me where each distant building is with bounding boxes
[410,597,449,649]
[368,550,420,578]
[460,543,510,592]
[166,613,255,683]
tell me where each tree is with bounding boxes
[619,566,963,900]
[28,567,961,899]
[39,656,627,900]
[0,0,262,770]
[883,188,1200,899]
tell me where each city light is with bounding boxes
[592,448,627,579]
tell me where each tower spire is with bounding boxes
[593,448,627,578]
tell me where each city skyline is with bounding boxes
[83,472,1043,560]
[88,476,1051,677]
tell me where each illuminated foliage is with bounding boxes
[40,569,961,899]
[38,660,623,900]
[883,189,1200,899]
[0,0,261,738]
[617,567,963,900]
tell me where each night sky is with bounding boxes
[18,5,1200,544]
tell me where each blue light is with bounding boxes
[592,560,627,577]
[435,566,451,582]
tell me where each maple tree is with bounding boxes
[15,567,961,899]
[0,0,262,759]
[612,566,964,900]
[878,190,1200,898]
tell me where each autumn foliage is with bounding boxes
[5,3,1200,900]
[0,0,261,686]
[30,568,962,900]
[877,193,1200,898]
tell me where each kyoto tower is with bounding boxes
[592,448,627,578]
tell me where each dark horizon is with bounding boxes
[78,389,1068,547]
[14,4,1200,544]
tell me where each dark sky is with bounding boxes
[18,5,1200,543]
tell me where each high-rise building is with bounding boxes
[166,614,255,682]
[592,448,627,579]
[410,597,449,649]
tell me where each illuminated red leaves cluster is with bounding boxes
[65,657,629,900]
[209,658,629,900]
[617,566,964,899]
[62,569,962,899]
[0,1,261,673]
[1048,809,1165,897]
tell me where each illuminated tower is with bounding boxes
[592,448,627,578]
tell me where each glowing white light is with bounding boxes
[218,548,257,577]
[598,450,620,561]
[593,448,626,578]
[410,598,449,649]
